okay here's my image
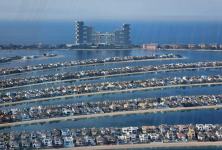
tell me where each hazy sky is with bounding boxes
[1,0,222,21]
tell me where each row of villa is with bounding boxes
[0,74,222,103]
[1,61,222,89]
[0,53,181,76]
[0,94,221,123]
[1,123,222,149]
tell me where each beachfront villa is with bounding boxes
[63,137,74,148]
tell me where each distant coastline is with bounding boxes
[2,48,222,52]
[0,48,140,51]
[160,49,222,52]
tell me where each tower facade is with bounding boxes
[75,21,131,46]
[122,24,132,46]
[75,21,84,44]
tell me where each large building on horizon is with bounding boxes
[75,21,131,46]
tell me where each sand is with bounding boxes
[45,141,222,150]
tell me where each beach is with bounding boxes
[45,141,222,150]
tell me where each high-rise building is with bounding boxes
[75,21,131,46]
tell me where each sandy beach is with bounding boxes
[0,57,185,77]
[0,81,220,107]
[45,141,222,150]
[0,104,222,127]
[0,65,220,91]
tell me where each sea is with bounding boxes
[0,20,222,45]
[1,20,222,150]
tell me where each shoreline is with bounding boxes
[2,48,222,52]
[0,65,221,91]
[0,57,185,78]
[45,141,222,150]
[12,55,63,62]
[0,105,222,127]
[160,49,222,52]
[0,48,141,51]
[0,82,221,106]
[0,55,63,65]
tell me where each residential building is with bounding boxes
[143,43,158,49]
[61,128,70,137]
[199,43,207,48]
[32,139,41,148]
[75,137,84,146]
[64,137,74,148]
[54,137,63,146]
[139,134,149,142]
[210,43,218,49]
[122,127,138,134]
[84,136,95,146]
[95,136,106,145]
[42,137,53,147]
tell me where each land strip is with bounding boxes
[11,55,63,63]
[0,82,221,107]
[0,57,185,78]
[46,141,222,150]
[0,104,222,127]
[0,65,220,91]
[161,49,222,52]
[0,48,141,51]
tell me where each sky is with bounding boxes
[0,0,222,21]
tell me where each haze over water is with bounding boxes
[0,20,222,45]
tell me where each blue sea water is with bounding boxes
[0,20,222,45]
